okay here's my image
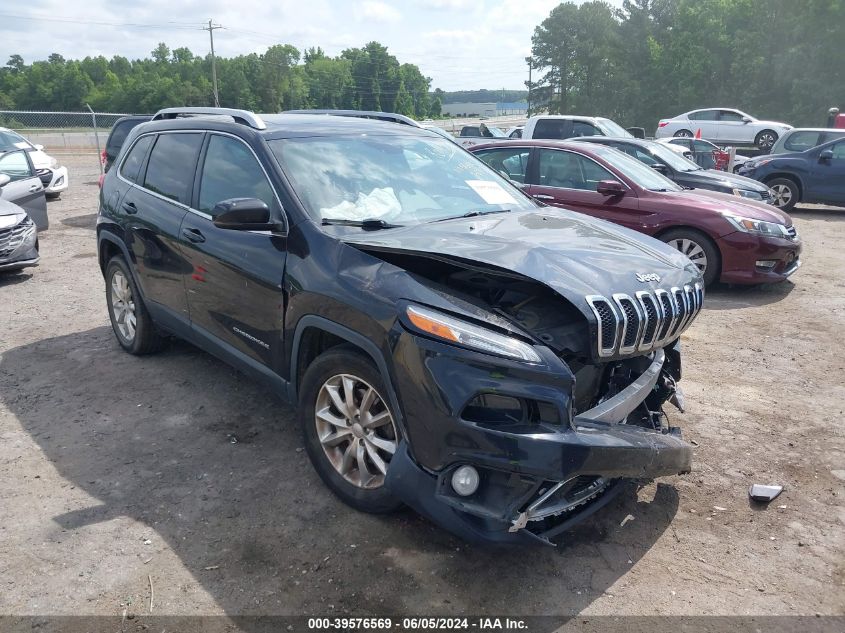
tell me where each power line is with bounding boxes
[0,12,202,29]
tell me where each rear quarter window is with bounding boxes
[119,135,153,184]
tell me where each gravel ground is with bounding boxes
[0,154,843,622]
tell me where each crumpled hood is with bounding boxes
[341,210,700,304]
[0,197,26,216]
[676,189,793,226]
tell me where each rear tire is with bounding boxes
[105,256,165,354]
[674,129,693,138]
[767,177,799,212]
[755,129,778,152]
[660,228,721,286]
[299,346,403,514]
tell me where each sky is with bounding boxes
[0,0,620,91]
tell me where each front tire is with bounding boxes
[755,129,778,152]
[767,177,799,212]
[105,256,165,354]
[299,347,403,514]
[660,228,721,286]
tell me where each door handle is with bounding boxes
[29,184,41,192]
[182,227,206,243]
[532,194,554,201]
[122,201,138,215]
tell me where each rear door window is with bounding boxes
[119,135,153,184]
[142,133,204,204]
[533,119,571,140]
[689,110,718,121]
[475,147,531,183]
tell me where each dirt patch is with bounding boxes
[0,154,843,618]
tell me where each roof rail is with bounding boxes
[151,107,267,130]
[283,109,421,128]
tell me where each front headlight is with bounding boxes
[0,212,27,229]
[732,188,763,200]
[726,215,789,238]
[405,304,542,363]
[744,158,773,170]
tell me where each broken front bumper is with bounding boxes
[386,338,692,545]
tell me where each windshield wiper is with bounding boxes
[321,217,402,230]
[430,209,511,223]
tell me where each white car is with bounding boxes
[656,137,750,173]
[654,108,792,151]
[0,127,69,198]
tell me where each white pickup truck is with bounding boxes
[454,123,513,149]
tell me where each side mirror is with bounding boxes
[596,180,627,196]
[34,144,44,151]
[741,117,752,124]
[212,198,278,231]
[819,149,834,162]
[0,174,10,188]
[650,163,669,175]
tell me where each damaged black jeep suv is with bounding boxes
[97,107,703,545]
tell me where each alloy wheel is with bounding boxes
[314,374,397,489]
[758,132,776,150]
[110,270,137,342]
[675,130,693,138]
[771,183,793,208]
[668,238,708,275]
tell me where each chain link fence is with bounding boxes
[0,110,145,155]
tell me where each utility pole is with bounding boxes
[526,58,532,117]
[203,19,223,107]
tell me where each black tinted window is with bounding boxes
[571,121,599,136]
[143,133,203,204]
[119,135,153,184]
[107,121,134,153]
[199,135,279,216]
[718,110,744,122]
[533,119,570,139]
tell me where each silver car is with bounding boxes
[655,108,792,151]
[0,148,48,230]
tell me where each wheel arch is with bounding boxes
[98,231,148,303]
[289,315,407,437]
[762,172,804,198]
[654,225,723,279]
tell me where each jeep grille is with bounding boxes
[586,283,703,357]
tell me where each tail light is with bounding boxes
[98,173,105,188]
[657,121,668,128]
[100,149,106,165]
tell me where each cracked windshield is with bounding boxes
[270,135,536,226]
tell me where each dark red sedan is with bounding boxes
[470,140,802,286]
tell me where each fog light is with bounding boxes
[755,260,777,269]
[451,465,480,497]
